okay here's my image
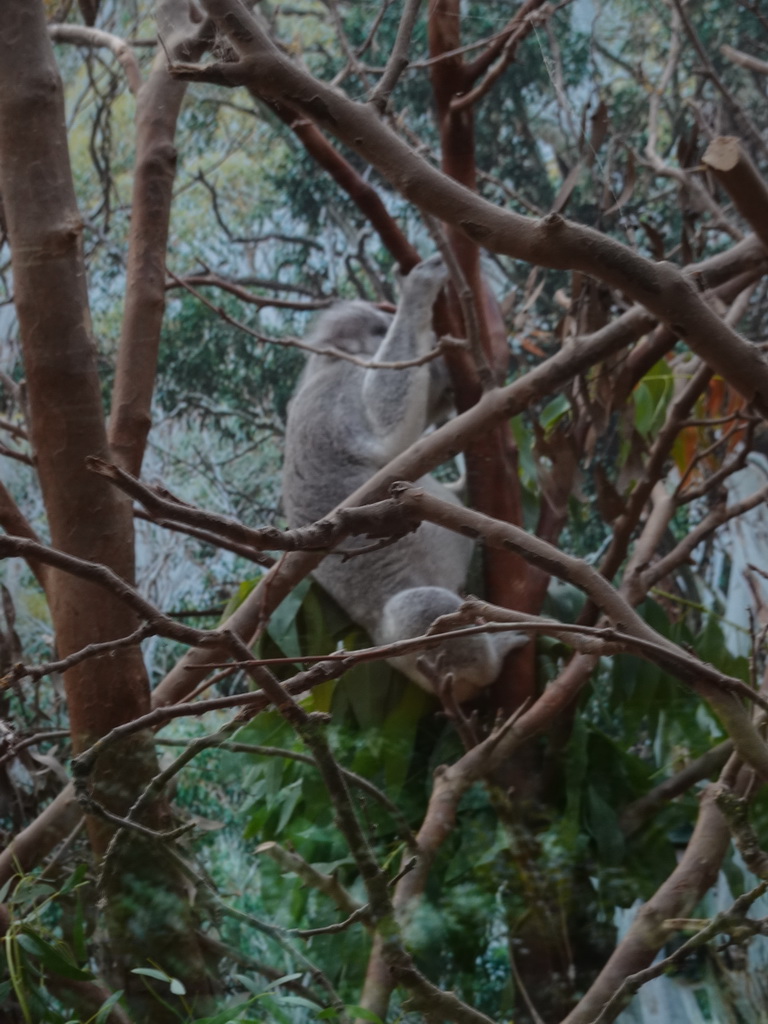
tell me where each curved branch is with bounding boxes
[48,24,141,94]
[563,782,736,1024]
[391,483,768,778]
[722,43,768,76]
[175,0,768,415]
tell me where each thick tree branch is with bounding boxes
[703,136,768,253]
[391,483,768,777]
[563,779,739,1024]
[48,24,142,94]
[172,0,768,413]
[108,4,213,475]
[590,878,768,1024]
[722,43,768,76]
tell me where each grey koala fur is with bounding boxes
[282,254,526,702]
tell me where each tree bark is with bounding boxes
[0,3,214,1017]
[109,1,210,476]
[184,0,768,417]
[428,0,533,710]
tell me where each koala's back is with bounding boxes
[283,359,374,523]
[282,301,473,639]
[283,301,397,523]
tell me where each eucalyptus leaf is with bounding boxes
[16,929,93,981]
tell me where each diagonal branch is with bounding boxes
[722,44,768,76]
[49,24,142,94]
[174,0,768,415]
[265,98,420,271]
[564,759,750,1024]
[452,0,556,112]
[391,482,768,777]
[463,0,550,83]
[368,0,423,111]
[703,136,768,253]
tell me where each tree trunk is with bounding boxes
[428,0,536,710]
[0,3,215,1017]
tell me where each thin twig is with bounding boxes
[369,0,422,110]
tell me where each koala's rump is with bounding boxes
[312,475,473,640]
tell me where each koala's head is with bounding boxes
[399,254,449,305]
[307,301,393,357]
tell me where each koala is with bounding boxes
[282,254,526,702]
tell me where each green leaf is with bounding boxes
[60,862,88,895]
[539,393,571,430]
[15,879,56,904]
[131,967,171,983]
[17,928,93,981]
[302,581,350,650]
[94,991,125,1024]
[307,677,336,714]
[276,781,303,833]
[264,972,304,990]
[634,360,673,437]
[633,380,654,436]
[220,578,260,622]
[130,968,185,998]
[584,787,624,864]
[275,995,322,1009]
[266,578,312,658]
[189,1000,255,1024]
[342,1005,387,1023]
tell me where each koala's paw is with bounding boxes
[403,253,448,299]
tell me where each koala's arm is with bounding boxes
[361,255,448,463]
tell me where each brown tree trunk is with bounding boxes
[428,0,535,711]
[109,1,211,476]
[0,3,214,1017]
[426,6,568,1014]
